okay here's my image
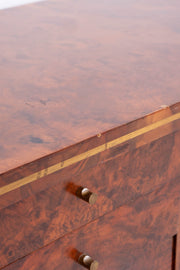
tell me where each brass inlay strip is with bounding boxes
[0,112,180,196]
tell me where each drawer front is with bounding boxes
[0,129,180,268]
[0,106,180,268]
[2,176,180,270]
[1,104,180,211]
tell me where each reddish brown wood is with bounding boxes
[0,105,180,268]
[0,102,180,209]
[0,127,179,268]
[0,2,180,269]
[2,176,180,270]
[0,0,180,173]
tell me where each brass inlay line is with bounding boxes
[0,112,180,196]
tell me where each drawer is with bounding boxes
[1,103,180,210]
[0,1,180,269]
[0,108,180,268]
[2,176,180,270]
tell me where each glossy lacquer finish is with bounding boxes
[0,0,180,173]
[0,102,180,208]
[2,176,180,270]
[0,103,180,268]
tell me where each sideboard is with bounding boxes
[0,0,180,269]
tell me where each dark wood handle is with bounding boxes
[78,254,99,270]
[79,188,97,205]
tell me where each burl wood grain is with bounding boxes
[0,102,180,209]
[2,176,180,270]
[0,0,180,173]
[0,129,180,268]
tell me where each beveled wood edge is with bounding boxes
[0,102,180,196]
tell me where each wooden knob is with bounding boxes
[81,188,97,205]
[78,254,99,270]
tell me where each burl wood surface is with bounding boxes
[0,102,180,209]
[0,0,180,173]
[2,176,180,270]
[0,106,180,268]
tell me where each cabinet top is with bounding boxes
[0,0,180,174]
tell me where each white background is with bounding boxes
[0,0,45,10]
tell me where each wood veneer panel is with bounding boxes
[0,128,179,267]
[2,176,180,270]
[0,103,180,209]
[0,0,180,173]
[0,108,180,267]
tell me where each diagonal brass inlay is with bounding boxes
[0,112,180,196]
